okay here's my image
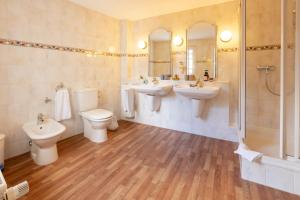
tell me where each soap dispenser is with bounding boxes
[203,70,209,81]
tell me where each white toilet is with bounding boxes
[76,88,113,143]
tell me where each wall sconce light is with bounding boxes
[108,46,116,53]
[173,36,183,46]
[138,40,147,49]
[220,30,233,42]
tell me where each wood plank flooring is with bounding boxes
[3,121,300,200]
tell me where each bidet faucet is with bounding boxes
[37,113,45,125]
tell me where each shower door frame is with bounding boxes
[294,0,300,159]
[240,0,300,159]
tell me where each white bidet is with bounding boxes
[23,118,66,166]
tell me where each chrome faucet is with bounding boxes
[37,113,45,125]
[151,77,159,85]
[190,77,204,88]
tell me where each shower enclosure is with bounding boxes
[239,0,300,194]
[241,0,299,159]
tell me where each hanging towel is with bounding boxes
[108,115,119,131]
[234,143,263,162]
[54,88,72,121]
[121,87,135,118]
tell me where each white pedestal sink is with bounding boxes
[174,84,220,117]
[134,83,173,111]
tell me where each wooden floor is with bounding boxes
[3,121,300,200]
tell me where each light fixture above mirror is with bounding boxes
[173,36,183,46]
[138,40,147,49]
[220,30,232,42]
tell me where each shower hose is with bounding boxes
[264,73,280,96]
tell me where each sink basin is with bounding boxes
[134,84,173,96]
[174,84,220,117]
[174,85,220,99]
[133,83,173,111]
[23,118,66,140]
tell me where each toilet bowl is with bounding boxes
[80,109,113,143]
[22,118,66,165]
[75,88,114,143]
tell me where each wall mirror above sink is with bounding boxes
[186,23,217,79]
[148,28,172,78]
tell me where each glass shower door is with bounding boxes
[244,0,297,159]
[284,0,296,158]
[245,0,281,158]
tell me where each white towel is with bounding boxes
[108,115,119,131]
[121,88,135,118]
[234,143,263,162]
[54,88,72,121]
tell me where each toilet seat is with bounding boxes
[81,109,113,121]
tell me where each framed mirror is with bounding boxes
[186,23,217,79]
[148,28,172,77]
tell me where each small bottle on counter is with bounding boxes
[203,70,209,81]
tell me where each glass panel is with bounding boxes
[245,0,281,157]
[284,0,296,157]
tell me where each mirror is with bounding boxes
[148,28,172,77]
[186,23,217,79]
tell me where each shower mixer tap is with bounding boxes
[256,65,280,96]
[256,65,275,73]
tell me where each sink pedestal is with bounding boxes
[174,84,220,118]
[192,99,206,117]
[147,95,161,111]
[31,143,58,165]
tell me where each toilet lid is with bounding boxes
[81,109,113,121]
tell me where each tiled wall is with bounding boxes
[0,0,121,158]
[124,1,240,127]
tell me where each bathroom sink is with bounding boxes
[133,83,173,111]
[174,84,220,100]
[174,84,220,117]
[134,84,173,96]
[23,118,66,140]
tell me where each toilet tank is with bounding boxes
[75,88,98,112]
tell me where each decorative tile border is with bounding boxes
[149,60,171,64]
[218,47,238,52]
[0,38,122,57]
[246,44,281,51]
[172,51,186,55]
[128,53,148,57]
[0,38,293,58]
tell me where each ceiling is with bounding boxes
[69,0,235,20]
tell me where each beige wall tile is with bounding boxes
[0,0,121,159]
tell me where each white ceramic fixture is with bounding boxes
[23,118,66,165]
[75,88,113,143]
[174,84,220,117]
[134,83,173,111]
